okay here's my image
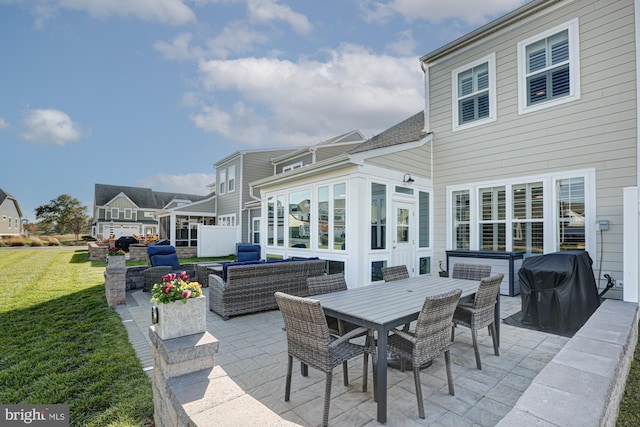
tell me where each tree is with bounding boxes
[35,194,90,239]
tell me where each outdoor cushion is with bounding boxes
[151,253,180,270]
[237,244,261,262]
[147,245,177,257]
[223,260,263,280]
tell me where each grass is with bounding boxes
[617,335,640,426]
[0,248,154,426]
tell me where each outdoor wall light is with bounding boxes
[403,173,415,183]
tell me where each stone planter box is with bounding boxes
[152,296,206,340]
[107,255,126,269]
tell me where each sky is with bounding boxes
[0,0,527,221]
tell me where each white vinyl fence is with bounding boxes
[197,225,238,257]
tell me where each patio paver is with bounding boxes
[115,288,569,426]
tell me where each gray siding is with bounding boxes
[276,153,313,173]
[0,199,21,235]
[366,144,432,179]
[427,0,636,277]
[315,143,361,162]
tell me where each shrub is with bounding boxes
[47,237,61,246]
[29,236,44,247]
[7,236,26,246]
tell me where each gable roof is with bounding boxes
[94,184,209,210]
[0,188,22,217]
[348,111,427,154]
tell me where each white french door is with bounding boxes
[391,201,415,275]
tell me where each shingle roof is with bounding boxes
[94,184,209,209]
[348,111,427,154]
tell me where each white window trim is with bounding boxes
[282,162,303,173]
[124,208,132,220]
[218,214,236,227]
[446,168,595,255]
[228,165,236,193]
[452,52,497,132]
[517,18,581,115]
[111,208,119,219]
[219,169,226,195]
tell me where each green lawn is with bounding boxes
[0,249,154,426]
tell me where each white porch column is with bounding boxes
[623,186,639,303]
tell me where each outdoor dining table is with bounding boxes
[313,275,490,424]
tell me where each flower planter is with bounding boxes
[107,255,126,269]
[152,295,206,340]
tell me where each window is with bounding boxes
[318,186,329,250]
[282,162,303,173]
[267,196,275,246]
[557,177,585,251]
[518,19,580,114]
[513,182,544,254]
[111,208,119,219]
[448,170,592,254]
[252,218,260,244]
[452,190,470,249]
[334,183,346,251]
[7,217,11,228]
[371,183,386,250]
[452,53,496,131]
[419,257,431,275]
[219,169,226,194]
[218,214,235,226]
[124,208,132,220]
[479,186,506,251]
[228,165,236,192]
[289,190,310,248]
[418,191,430,248]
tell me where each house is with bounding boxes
[0,188,22,236]
[251,0,640,301]
[92,183,214,245]
[214,131,365,245]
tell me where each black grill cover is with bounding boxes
[518,250,600,333]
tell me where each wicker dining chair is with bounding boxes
[275,291,375,427]
[451,273,504,370]
[381,265,410,282]
[450,263,492,280]
[387,288,462,419]
[307,273,350,336]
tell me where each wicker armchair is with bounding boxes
[306,273,349,336]
[387,289,462,419]
[451,273,503,370]
[143,244,196,292]
[381,265,409,282]
[275,292,375,427]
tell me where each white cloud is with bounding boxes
[0,117,9,129]
[28,0,196,27]
[154,33,204,61]
[192,43,424,146]
[21,108,83,146]
[247,0,312,35]
[363,0,526,25]
[136,173,215,195]
[205,23,269,59]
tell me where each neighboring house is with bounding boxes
[0,188,22,236]
[251,0,640,301]
[92,184,214,245]
[215,131,365,245]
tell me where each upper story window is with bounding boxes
[282,162,303,173]
[228,165,236,192]
[518,19,580,114]
[219,169,226,194]
[124,208,132,219]
[111,208,119,219]
[452,53,496,131]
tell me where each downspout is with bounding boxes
[421,60,433,182]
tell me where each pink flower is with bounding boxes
[181,290,192,299]
[163,284,173,294]
[162,273,177,282]
[178,271,190,281]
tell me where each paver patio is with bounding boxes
[116,288,569,426]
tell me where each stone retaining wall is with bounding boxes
[88,242,197,261]
[497,299,639,427]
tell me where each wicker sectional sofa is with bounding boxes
[209,258,326,320]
